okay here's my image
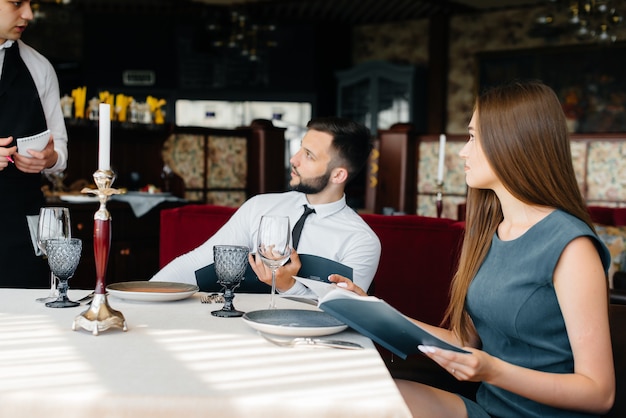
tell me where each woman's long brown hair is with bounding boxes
[442,81,594,344]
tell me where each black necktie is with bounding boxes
[292,205,315,250]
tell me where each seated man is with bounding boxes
[151,117,381,296]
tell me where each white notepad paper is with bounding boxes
[16,129,51,157]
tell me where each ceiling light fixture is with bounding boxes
[207,7,277,62]
[534,0,623,43]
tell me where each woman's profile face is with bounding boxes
[460,111,498,190]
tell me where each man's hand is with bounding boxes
[249,249,302,292]
[0,137,16,171]
[14,136,57,173]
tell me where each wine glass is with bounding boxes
[36,207,71,303]
[44,238,82,308]
[257,216,292,309]
[211,245,250,318]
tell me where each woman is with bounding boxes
[331,81,614,417]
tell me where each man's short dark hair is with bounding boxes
[306,117,373,182]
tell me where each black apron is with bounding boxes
[0,42,49,288]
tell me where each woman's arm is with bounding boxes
[418,236,614,414]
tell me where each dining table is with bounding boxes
[0,288,412,418]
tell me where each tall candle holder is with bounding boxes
[436,181,444,218]
[72,169,128,335]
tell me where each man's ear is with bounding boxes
[331,166,349,184]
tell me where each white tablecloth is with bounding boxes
[0,289,411,418]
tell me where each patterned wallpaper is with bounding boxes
[416,140,466,218]
[353,5,626,134]
[413,137,626,219]
[162,133,247,206]
[354,5,626,213]
[353,20,429,67]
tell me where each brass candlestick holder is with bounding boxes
[436,181,444,218]
[72,169,128,335]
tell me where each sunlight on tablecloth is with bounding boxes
[0,313,104,395]
[147,328,405,415]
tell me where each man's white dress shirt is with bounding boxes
[151,191,381,296]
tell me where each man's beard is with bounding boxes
[290,169,331,195]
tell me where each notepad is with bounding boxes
[16,129,50,157]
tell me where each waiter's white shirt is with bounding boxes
[0,40,68,173]
[151,191,382,296]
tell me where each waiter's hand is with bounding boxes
[0,136,17,171]
[14,137,58,173]
[249,249,302,292]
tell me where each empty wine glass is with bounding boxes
[36,207,71,303]
[257,216,292,309]
[44,238,82,308]
[211,245,250,318]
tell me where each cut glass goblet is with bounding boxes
[45,238,82,308]
[211,245,249,318]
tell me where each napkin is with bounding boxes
[111,192,185,218]
[26,215,42,256]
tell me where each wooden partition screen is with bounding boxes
[371,124,466,218]
[163,120,285,206]
[371,125,626,218]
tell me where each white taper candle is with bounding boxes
[98,103,111,171]
[437,133,446,183]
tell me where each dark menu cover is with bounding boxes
[295,277,469,359]
[195,254,353,293]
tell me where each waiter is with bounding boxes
[0,0,68,288]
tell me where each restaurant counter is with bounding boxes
[0,289,411,418]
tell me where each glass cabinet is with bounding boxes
[336,61,424,134]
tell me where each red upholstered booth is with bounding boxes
[160,204,626,323]
[588,205,626,227]
[160,205,464,326]
[160,204,237,269]
[359,213,464,325]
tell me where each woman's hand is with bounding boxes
[328,274,367,296]
[418,345,497,383]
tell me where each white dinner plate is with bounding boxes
[59,194,99,203]
[106,281,199,302]
[242,309,347,337]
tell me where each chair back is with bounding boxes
[605,303,626,417]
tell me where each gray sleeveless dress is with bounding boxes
[461,210,610,418]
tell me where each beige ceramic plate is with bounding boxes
[106,281,199,302]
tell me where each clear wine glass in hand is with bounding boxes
[45,238,82,308]
[257,216,292,309]
[211,245,250,318]
[36,207,71,303]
